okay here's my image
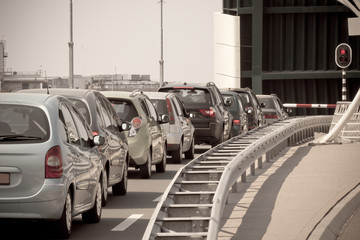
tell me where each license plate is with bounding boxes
[0,173,10,185]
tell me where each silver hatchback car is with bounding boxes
[0,93,105,239]
[144,91,195,163]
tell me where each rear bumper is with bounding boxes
[193,122,222,144]
[0,181,66,220]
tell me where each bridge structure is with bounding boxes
[142,91,360,240]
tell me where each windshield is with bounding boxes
[109,99,138,122]
[0,104,50,143]
[259,97,276,109]
[161,88,210,109]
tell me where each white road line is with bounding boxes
[111,214,143,231]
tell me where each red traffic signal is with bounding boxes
[335,43,352,68]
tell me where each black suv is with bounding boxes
[222,88,266,130]
[158,82,232,147]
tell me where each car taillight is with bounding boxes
[92,130,99,136]
[129,117,142,137]
[199,108,216,118]
[131,117,142,129]
[166,98,175,124]
[233,119,241,126]
[265,113,279,119]
[45,145,63,178]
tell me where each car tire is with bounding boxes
[56,191,72,239]
[156,145,167,172]
[140,151,152,179]
[184,137,195,159]
[112,159,128,195]
[102,170,108,206]
[82,181,102,223]
[171,141,182,164]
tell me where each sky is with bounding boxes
[0,0,222,83]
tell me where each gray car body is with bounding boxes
[0,93,103,220]
[144,91,195,162]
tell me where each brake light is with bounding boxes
[166,98,175,124]
[199,108,216,118]
[92,130,99,136]
[233,119,241,126]
[265,113,279,119]
[45,145,63,178]
[131,117,142,129]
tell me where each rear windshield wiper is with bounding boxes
[0,135,42,141]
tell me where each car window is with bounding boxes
[239,92,253,110]
[260,97,275,109]
[140,98,151,117]
[67,98,91,124]
[151,99,168,116]
[145,98,158,121]
[109,99,138,122]
[249,91,261,107]
[96,98,113,130]
[172,97,183,116]
[68,104,92,147]
[212,86,224,105]
[100,96,120,129]
[0,104,50,142]
[164,88,210,109]
[60,103,80,145]
[223,94,238,112]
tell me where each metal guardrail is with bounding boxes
[142,116,332,240]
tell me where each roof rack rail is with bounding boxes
[206,82,216,87]
[161,81,168,87]
[130,89,143,97]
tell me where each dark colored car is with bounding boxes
[221,90,249,137]
[16,88,130,206]
[158,82,232,147]
[257,94,289,123]
[222,88,266,130]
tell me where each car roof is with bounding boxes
[143,91,173,100]
[159,81,217,89]
[101,90,148,100]
[0,92,55,105]
[16,88,99,99]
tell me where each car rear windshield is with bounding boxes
[108,99,138,122]
[151,99,168,115]
[160,88,210,109]
[239,92,254,110]
[259,97,275,109]
[222,94,238,112]
[0,104,50,143]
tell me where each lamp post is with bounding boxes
[69,0,74,88]
[159,0,164,86]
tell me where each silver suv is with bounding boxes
[144,91,195,163]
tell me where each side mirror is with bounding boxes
[93,135,105,146]
[160,114,170,124]
[120,122,132,131]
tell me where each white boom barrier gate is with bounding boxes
[143,116,332,240]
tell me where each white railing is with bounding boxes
[207,116,332,239]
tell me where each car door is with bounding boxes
[60,103,95,210]
[141,98,163,163]
[212,87,231,139]
[95,97,123,181]
[172,96,192,151]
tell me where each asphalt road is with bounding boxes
[1,145,211,240]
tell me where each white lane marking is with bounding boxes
[153,195,162,202]
[111,214,143,231]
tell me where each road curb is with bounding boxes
[307,183,360,240]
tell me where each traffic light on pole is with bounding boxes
[335,43,352,68]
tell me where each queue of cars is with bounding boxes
[0,82,287,238]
